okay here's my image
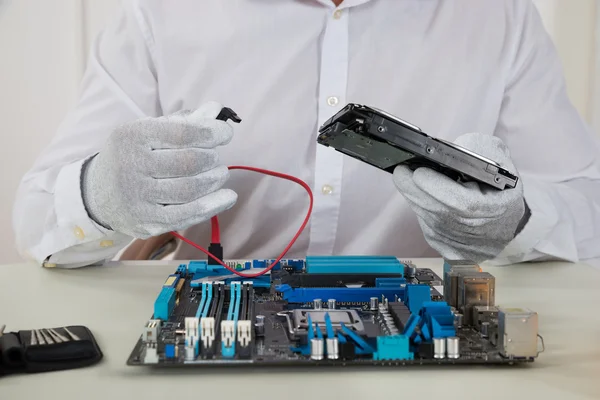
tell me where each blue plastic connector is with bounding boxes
[339,323,375,355]
[373,335,414,360]
[165,344,175,359]
[420,302,455,338]
[252,259,281,270]
[405,284,431,314]
[188,261,209,274]
[402,301,456,344]
[305,255,404,275]
[286,260,305,271]
[153,287,176,320]
[176,264,187,275]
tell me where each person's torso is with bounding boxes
[139,0,519,260]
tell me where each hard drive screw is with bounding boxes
[426,146,434,154]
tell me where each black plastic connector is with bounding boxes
[207,243,223,265]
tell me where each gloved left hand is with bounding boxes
[392,132,529,263]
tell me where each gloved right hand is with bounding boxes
[81,101,238,238]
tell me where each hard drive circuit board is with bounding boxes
[127,256,542,367]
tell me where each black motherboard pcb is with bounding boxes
[126,256,542,368]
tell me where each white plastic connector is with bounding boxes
[185,317,199,339]
[221,320,235,347]
[237,320,252,347]
[201,317,215,348]
[143,343,159,364]
[184,317,200,360]
[143,319,162,343]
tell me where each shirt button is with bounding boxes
[327,96,339,106]
[333,10,343,19]
[321,184,334,195]
[74,226,85,240]
[100,240,114,248]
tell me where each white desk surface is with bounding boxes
[1,258,599,400]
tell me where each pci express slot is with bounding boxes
[279,273,402,288]
[221,282,242,358]
[275,284,406,303]
[305,255,404,274]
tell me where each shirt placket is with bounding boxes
[307,7,349,255]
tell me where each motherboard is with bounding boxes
[126,256,542,367]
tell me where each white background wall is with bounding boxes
[0,0,598,264]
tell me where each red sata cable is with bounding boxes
[170,165,313,278]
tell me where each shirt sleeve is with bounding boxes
[489,0,600,265]
[12,0,161,268]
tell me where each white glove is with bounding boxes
[393,132,529,263]
[81,101,237,238]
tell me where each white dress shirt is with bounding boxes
[13,0,600,268]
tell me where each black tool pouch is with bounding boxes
[0,326,102,376]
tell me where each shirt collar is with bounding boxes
[313,0,373,9]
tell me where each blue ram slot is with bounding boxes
[195,282,213,320]
[195,283,208,319]
[305,255,404,274]
[232,282,242,321]
[222,282,242,358]
[275,284,405,303]
[202,283,213,318]
[153,287,176,320]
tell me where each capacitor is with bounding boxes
[255,315,265,336]
[370,297,379,311]
[405,264,416,279]
[314,299,322,310]
[328,299,336,309]
[184,343,196,361]
[433,337,446,359]
[311,338,324,360]
[454,313,463,328]
[446,337,460,359]
[326,338,339,359]
[481,322,490,338]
